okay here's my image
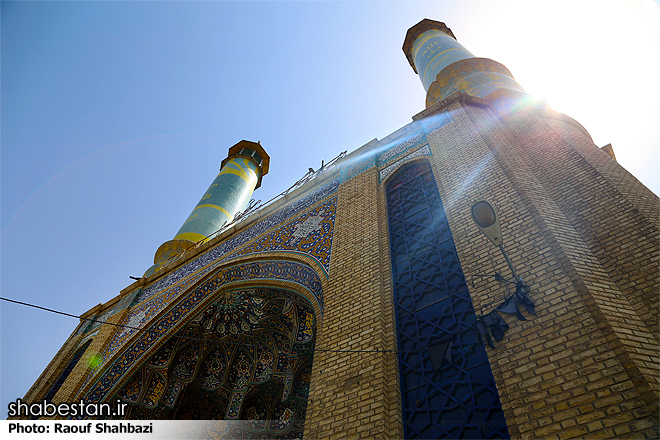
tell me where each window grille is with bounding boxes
[386,161,509,439]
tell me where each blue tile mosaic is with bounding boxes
[136,179,339,304]
[227,198,335,271]
[339,154,376,183]
[77,260,324,409]
[377,132,428,166]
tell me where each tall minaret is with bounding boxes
[145,140,270,277]
[402,19,526,109]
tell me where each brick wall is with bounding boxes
[59,309,128,403]
[406,93,658,438]
[304,166,402,439]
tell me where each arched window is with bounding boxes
[386,161,508,439]
[44,339,92,402]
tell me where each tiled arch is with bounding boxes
[76,258,324,411]
[106,285,316,436]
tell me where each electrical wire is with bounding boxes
[0,296,405,354]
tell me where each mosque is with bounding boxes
[19,19,658,439]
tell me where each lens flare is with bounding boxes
[88,354,102,369]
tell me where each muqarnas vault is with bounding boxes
[19,19,659,439]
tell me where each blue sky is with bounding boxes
[2,1,659,419]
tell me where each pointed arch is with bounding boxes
[77,258,320,437]
[44,339,93,402]
[104,286,316,438]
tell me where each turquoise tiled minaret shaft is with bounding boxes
[145,140,270,277]
[403,19,526,108]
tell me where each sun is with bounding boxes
[453,0,660,194]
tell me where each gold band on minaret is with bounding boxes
[403,19,526,109]
[144,140,270,277]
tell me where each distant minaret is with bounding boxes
[145,140,270,277]
[402,19,526,109]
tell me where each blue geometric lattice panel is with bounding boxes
[386,161,509,439]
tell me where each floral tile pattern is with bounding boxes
[136,179,340,304]
[78,260,323,409]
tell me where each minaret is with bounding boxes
[402,19,526,109]
[145,140,270,277]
